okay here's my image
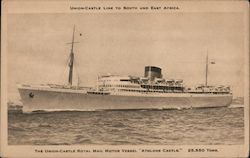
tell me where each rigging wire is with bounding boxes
[74,53,81,87]
[57,52,71,85]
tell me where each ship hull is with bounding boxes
[18,87,233,112]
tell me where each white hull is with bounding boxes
[18,87,233,112]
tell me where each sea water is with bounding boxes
[8,107,244,145]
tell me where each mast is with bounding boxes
[205,51,208,87]
[68,25,75,86]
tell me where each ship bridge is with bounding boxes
[97,76,141,91]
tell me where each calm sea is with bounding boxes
[8,107,244,145]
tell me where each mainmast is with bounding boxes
[68,25,76,86]
[205,51,208,87]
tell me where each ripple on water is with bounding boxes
[8,107,244,145]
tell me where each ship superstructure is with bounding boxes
[91,66,231,95]
[17,26,233,112]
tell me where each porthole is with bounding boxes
[29,92,34,98]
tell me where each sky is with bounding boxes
[7,12,245,101]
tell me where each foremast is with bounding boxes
[205,51,208,86]
[68,26,76,86]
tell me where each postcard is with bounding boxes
[1,0,249,157]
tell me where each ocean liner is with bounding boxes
[18,26,233,112]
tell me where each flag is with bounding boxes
[210,60,216,64]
